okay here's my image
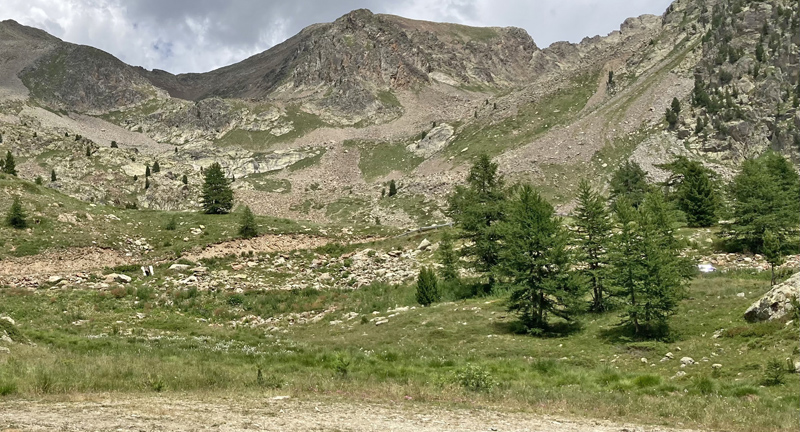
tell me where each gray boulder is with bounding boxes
[744,272,800,322]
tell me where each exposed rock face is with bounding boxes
[19,44,163,114]
[407,124,454,157]
[744,272,800,322]
[135,10,539,115]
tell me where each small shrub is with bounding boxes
[415,267,440,306]
[333,353,351,377]
[5,197,27,229]
[34,176,43,185]
[110,141,118,148]
[227,294,244,306]
[692,376,716,394]
[455,364,495,391]
[148,375,165,392]
[135,285,154,301]
[762,358,786,386]
[164,215,177,231]
[256,367,283,389]
[238,206,258,238]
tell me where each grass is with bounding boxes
[246,174,292,193]
[344,140,425,182]
[0,176,321,259]
[216,106,328,151]
[0,228,797,432]
[446,71,599,163]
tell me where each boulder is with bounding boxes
[169,264,190,271]
[0,316,15,326]
[47,275,63,284]
[105,273,132,283]
[417,239,431,251]
[680,357,695,366]
[744,272,800,322]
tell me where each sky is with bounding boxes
[0,0,674,74]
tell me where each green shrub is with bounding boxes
[164,215,177,231]
[634,374,662,388]
[454,364,495,391]
[0,380,17,396]
[415,267,440,306]
[762,358,786,386]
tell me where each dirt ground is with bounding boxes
[0,395,699,432]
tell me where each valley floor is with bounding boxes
[0,394,698,432]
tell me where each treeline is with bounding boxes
[416,153,800,338]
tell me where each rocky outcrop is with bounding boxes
[407,123,454,157]
[744,272,800,322]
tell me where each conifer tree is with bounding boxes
[726,152,800,251]
[661,156,720,227]
[145,164,151,177]
[181,174,188,185]
[609,193,690,336]
[201,162,234,214]
[50,169,56,182]
[415,267,440,306]
[762,230,784,286]
[388,179,398,197]
[499,184,584,332]
[238,206,258,238]
[671,97,681,115]
[5,197,27,229]
[609,161,649,209]
[437,229,459,282]
[447,154,506,287]
[572,180,612,312]
[2,151,16,176]
[152,160,160,173]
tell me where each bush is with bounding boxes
[5,197,27,229]
[164,215,177,231]
[238,206,258,238]
[415,267,440,306]
[762,358,786,386]
[454,364,495,391]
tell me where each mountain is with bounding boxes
[0,0,797,227]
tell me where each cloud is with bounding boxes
[0,0,673,73]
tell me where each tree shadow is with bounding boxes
[598,321,679,343]
[491,319,582,338]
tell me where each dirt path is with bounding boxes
[0,395,699,432]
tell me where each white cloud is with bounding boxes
[0,0,674,73]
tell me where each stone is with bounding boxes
[640,358,648,364]
[736,292,745,298]
[169,264,190,271]
[744,272,800,322]
[673,371,687,378]
[680,357,695,366]
[711,364,722,369]
[0,347,10,354]
[190,266,208,274]
[47,275,63,284]
[375,319,389,326]
[417,239,431,251]
[664,352,674,359]
[105,273,132,283]
[0,316,15,326]
[795,361,800,373]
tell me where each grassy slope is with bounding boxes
[0,176,323,260]
[0,256,796,431]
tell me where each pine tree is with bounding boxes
[145,164,151,177]
[145,178,150,190]
[437,229,459,282]
[388,179,398,197]
[572,180,612,312]
[609,160,649,209]
[201,162,234,214]
[111,141,118,148]
[762,230,784,286]
[50,169,56,182]
[152,161,160,174]
[86,146,91,157]
[661,156,719,227]
[499,184,584,332]
[671,97,681,115]
[665,107,678,128]
[3,151,17,176]
[415,267,440,306]
[609,193,690,336]
[726,152,800,251]
[447,154,506,287]
[35,176,43,185]
[238,206,258,238]
[181,174,188,185]
[164,215,177,231]
[5,197,27,229]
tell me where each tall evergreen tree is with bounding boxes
[152,160,160,173]
[145,164,151,178]
[671,97,681,115]
[762,230,784,286]
[5,197,27,229]
[238,206,258,238]
[50,169,56,182]
[609,161,649,209]
[415,267,440,306]
[726,152,800,251]
[499,185,584,332]
[2,151,16,176]
[609,193,690,336]
[201,162,234,214]
[436,229,459,282]
[661,156,720,227]
[181,174,188,185]
[447,154,506,287]
[388,179,398,197]
[572,180,612,312]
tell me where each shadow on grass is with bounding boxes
[598,321,680,343]
[492,318,582,338]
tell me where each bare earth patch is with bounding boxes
[0,395,699,432]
